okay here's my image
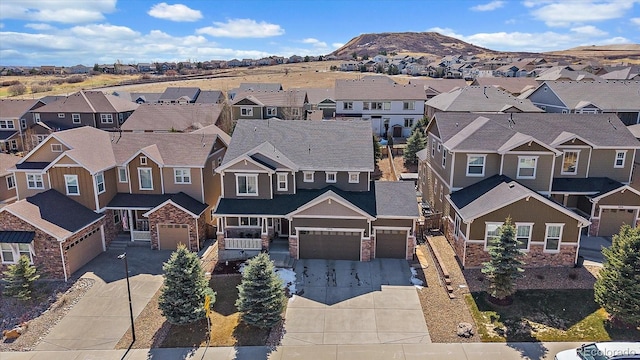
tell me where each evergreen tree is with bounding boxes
[2,255,40,301]
[403,130,426,165]
[372,135,381,163]
[158,244,214,325]
[481,217,525,301]
[235,253,285,329]
[411,116,429,136]
[594,225,640,327]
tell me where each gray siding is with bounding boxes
[295,171,368,191]
[528,86,566,111]
[452,153,501,188]
[222,172,271,199]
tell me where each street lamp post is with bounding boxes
[118,253,136,343]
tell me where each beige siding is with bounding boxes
[25,138,70,162]
[512,142,550,152]
[98,167,118,209]
[294,199,365,218]
[116,167,129,192]
[162,167,202,200]
[224,160,269,172]
[48,166,96,210]
[372,218,413,227]
[0,174,16,202]
[15,171,50,199]
[291,218,368,234]
[598,188,640,206]
[428,134,451,186]
[501,153,554,192]
[222,172,271,199]
[452,153,500,188]
[128,154,162,194]
[468,197,581,244]
[589,149,633,183]
[204,153,223,224]
[554,147,590,178]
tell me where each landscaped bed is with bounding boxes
[465,289,640,342]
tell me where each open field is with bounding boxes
[0,74,139,98]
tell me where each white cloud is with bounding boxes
[302,38,328,47]
[528,1,637,27]
[0,23,4,29]
[25,23,54,30]
[0,0,116,23]
[332,42,345,49]
[196,18,284,38]
[504,19,516,25]
[632,17,640,27]
[570,25,607,37]
[147,3,202,22]
[470,1,505,11]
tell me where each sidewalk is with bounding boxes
[3,342,585,360]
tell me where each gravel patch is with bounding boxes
[115,287,169,349]
[0,278,94,351]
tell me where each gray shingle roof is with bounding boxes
[231,90,307,107]
[0,153,20,177]
[552,177,624,197]
[158,87,200,102]
[107,192,208,215]
[531,81,640,111]
[194,90,224,104]
[426,86,543,113]
[335,79,426,101]
[470,77,539,95]
[121,103,223,132]
[0,231,35,244]
[0,99,40,118]
[32,91,138,114]
[408,78,468,95]
[223,119,374,171]
[374,181,419,217]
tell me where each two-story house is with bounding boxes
[29,90,138,132]
[158,87,201,104]
[525,81,640,125]
[231,90,308,120]
[0,153,20,205]
[418,112,639,268]
[334,79,426,139]
[2,126,228,280]
[214,119,419,261]
[121,103,225,133]
[0,99,47,153]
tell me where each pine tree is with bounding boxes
[594,225,640,327]
[481,217,525,301]
[373,135,381,163]
[235,253,285,329]
[2,255,40,301]
[403,129,426,165]
[158,244,214,325]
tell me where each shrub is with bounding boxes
[2,255,41,300]
[8,83,27,96]
[235,253,285,328]
[31,84,53,93]
[65,75,85,84]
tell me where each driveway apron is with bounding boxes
[283,259,431,345]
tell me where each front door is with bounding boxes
[393,125,402,138]
[280,218,289,237]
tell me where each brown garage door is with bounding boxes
[299,230,360,260]
[375,229,407,259]
[66,227,103,275]
[599,209,636,237]
[158,224,190,250]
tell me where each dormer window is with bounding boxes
[303,171,314,182]
[326,172,337,183]
[51,144,63,152]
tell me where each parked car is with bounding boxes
[555,342,640,360]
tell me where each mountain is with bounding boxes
[330,32,494,58]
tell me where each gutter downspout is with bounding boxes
[59,241,68,282]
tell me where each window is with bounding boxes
[544,224,563,253]
[174,168,191,184]
[466,155,486,177]
[303,171,314,182]
[343,102,353,110]
[95,172,105,194]
[614,150,626,168]
[140,156,147,165]
[561,150,579,175]
[437,143,441,152]
[404,118,414,128]
[100,114,113,123]
[0,120,15,129]
[9,140,17,150]
[371,102,383,110]
[138,168,153,190]
[266,107,277,116]
[454,214,461,237]
[240,107,253,116]
[291,108,300,116]
[484,222,503,249]
[33,134,46,145]
[348,172,360,183]
[6,175,15,190]
[240,217,260,226]
[363,102,370,110]
[277,173,288,191]
[20,119,26,129]
[217,157,223,167]
[113,210,121,224]
[58,113,65,118]
[34,113,40,123]
[383,102,391,110]
[18,244,30,261]
[1,244,14,263]
[118,167,127,183]
[562,109,569,114]
[441,150,446,168]
[326,172,337,183]
[236,174,258,196]
[434,178,438,197]
[72,114,81,124]
[431,140,435,157]
[517,156,538,179]
[27,174,44,189]
[403,101,415,110]
[64,174,79,195]
[1,244,33,264]
[51,143,63,152]
[439,184,443,201]
[515,223,533,250]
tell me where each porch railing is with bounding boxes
[226,238,262,250]
[132,230,151,241]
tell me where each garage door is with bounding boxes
[375,229,407,259]
[299,230,361,260]
[66,227,103,275]
[599,209,636,237]
[158,224,190,250]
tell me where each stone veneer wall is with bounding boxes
[217,233,225,251]
[361,238,372,261]
[406,236,416,261]
[464,243,577,268]
[289,236,298,259]
[0,212,65,279]
[102,209,119,248]
[588,218,600,236]
[197,216,208,250]
[147,203,198,251]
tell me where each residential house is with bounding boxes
[231,90,308,120]
[600,66,640,80]
[4,126,228,280]
[425,86,543,119]
[0,153,20,206]
[0,99,47,153]
[535,67,601,82]
[525,81,640,125]
[68,65,91,74]
[470,77,539,97]
[334,79,426,138]
[137,63,153,73]
[194,90,225,104]
[408,79,468,99]
[228,83,283,101]
[295,87,336,119]
[121,103,224,133]
[214,119,419,261]
[419,112,639,268]
[112,91,162,104]
[158,87,201,104]
[29,90,138,133]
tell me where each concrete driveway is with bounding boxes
[35,247,172,351]
[578,236,612,263]
[282,259,431,346]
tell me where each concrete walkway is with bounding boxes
[578,236,612,263]
[3,342,586,360]
[35,248,170,351]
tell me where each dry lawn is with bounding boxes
[0,74,138,98]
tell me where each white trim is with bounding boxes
[118,167,127,183]
[143,200,201,218]
[516,156,538,180]
[215,155,276,174]
[26,173,44,189]
[560,149,580,175]
[614,150,627,169]
[543,223,564,253]
[6,174,16,190]
[95,171,105,195]
[235,173,259,197]
[303,171,314,183]
[276,172,288,191]
[50,143,63,152]
[325,171,337,183]
[296,226,364,261]
[515,222,533,252]
[286,190,375,220]
[348,172,360,184]
[173,168,192,184]
[465,154,486,177]
[590,185,640,202]
[64,174,80,196]
[138,167,154,191]
[483,222,503,251]
[59,242,68,282]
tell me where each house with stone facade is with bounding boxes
[214,119,419,261]
[419,112,640,268]
[2,126,228,280]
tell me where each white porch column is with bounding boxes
[128,209,134,242]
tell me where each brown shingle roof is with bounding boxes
[121,103,223,132]
[0,99,41,118]
[231,90,307,107]
[0,153,21,177]
[33,91,138,114]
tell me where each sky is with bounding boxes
[0,0,639,67]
